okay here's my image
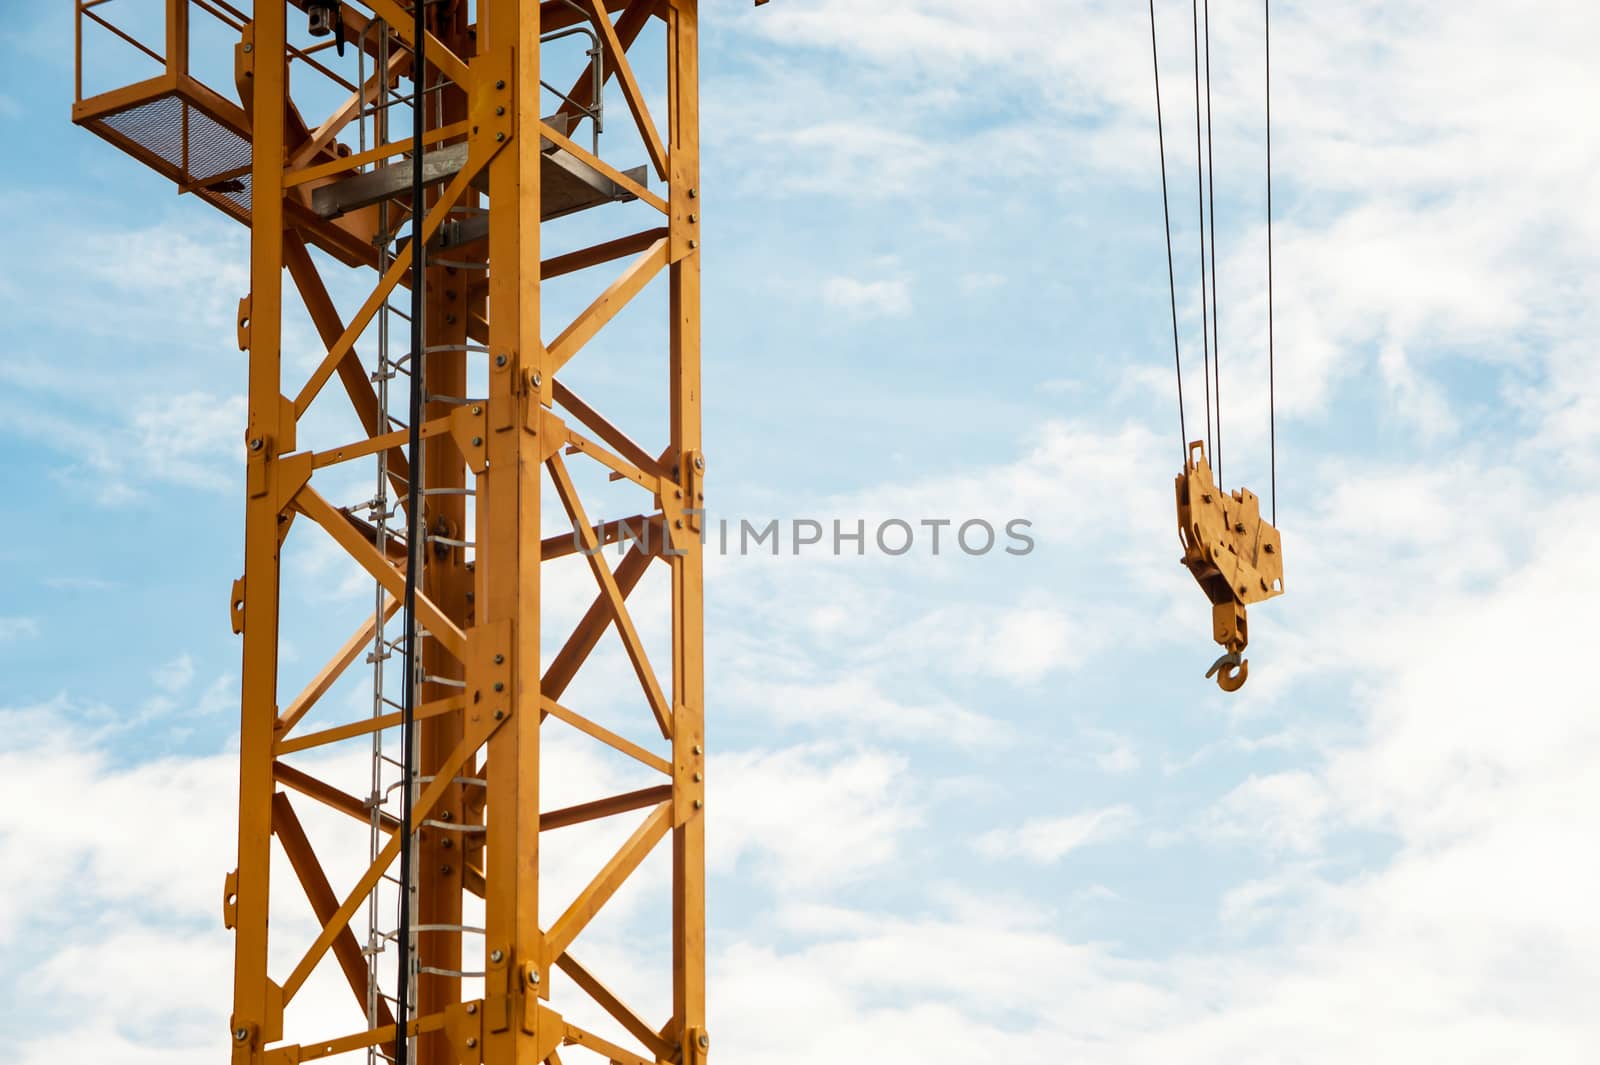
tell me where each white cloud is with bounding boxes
[976,805,1138,864]
[712,743,919,889]
[1203,771,1331,856]
[821,276,912,318]
[150,653,195,694]
[131,392,248,493]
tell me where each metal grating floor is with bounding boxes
[97,92,253,216]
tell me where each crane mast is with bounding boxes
[74,2,709,1063]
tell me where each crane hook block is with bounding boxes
[1175,441,1284,692]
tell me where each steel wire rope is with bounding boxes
[1265,0,1278,524]
[1191,0,1214,467]
[394,0,426,1060]
[1202,0,1222,487]
[1150,0,1188,457]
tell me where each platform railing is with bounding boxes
[76,0,356,109]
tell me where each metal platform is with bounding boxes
[76,77,647,274]
[74,1,644,272]
[312,128,644,225]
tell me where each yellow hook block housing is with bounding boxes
[1175,441,1284,691]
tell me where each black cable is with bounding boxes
[1190,0,1213,466]
[1265,0,1277,524]
[1150,0,1188,459]
[394,0,426,1061]
[1203,0,1222,487]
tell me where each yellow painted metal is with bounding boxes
[75,1,711,1061]
[1176,441,1286,692]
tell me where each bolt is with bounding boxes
[688,239,698,249]
[528,970,541,985]
[688,187,697,199]
[235,1028,249,1042]
[494,653,505,664]
[694,455,705,470]
[440,810,453,821]
[693,799,703,809]
[493,681,504,692]
[491,950,504,963]
[531,371,543,388]
[496,106,505,116]
[471,404,482,415]
[249,438,263,451]
[1264,543,1276,554]
[495,354,508,367]
[693,772,702,783]
[699,1033,711,1050]
[496,79,506,90]
[675,519,685,530]
[675,489,683,499]
[441,864,453,874]
[688,213,698,224]
[693,744,703,755]
[466,1038,477,1049]
[496,132,506,142]
[472,436,483,447]
[242,43,253,54]
[494,709,505,720]
[441,838,453,849]
[466,1003,478,1015]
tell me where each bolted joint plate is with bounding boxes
[1175,442,1284,608]
[467,619,514,723]
[467,47,515,170]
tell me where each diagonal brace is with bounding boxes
[545,801,672,961]
[272,792,399,1054]
[547,454,673,739]
[581,0,669,181]
[295,485,468,662]
[547,237,669,372]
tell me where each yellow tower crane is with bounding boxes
[76,2,718,1062]
[69,1,1285,1062]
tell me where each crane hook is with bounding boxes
[1205,651,1248,692]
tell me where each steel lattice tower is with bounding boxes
[74,2,710,1063]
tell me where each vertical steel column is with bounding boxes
[165,0,189,77]
[479,0,544,1062]
[666,2,708,1061]
[230,3,286,1061]
[418,12,473,1063]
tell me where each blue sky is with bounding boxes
[4,1,1600,1061]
